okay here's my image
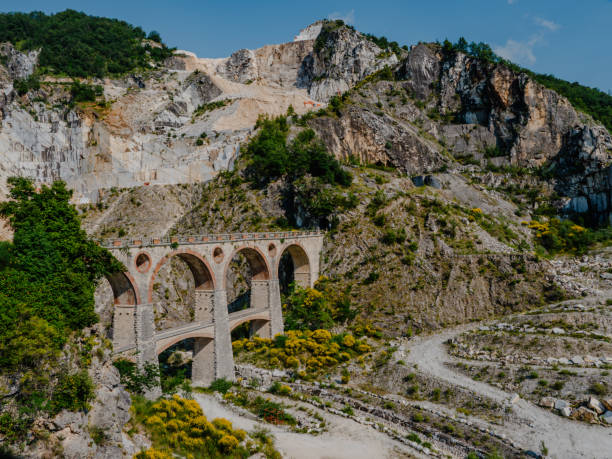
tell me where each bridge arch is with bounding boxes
[147,249,216,303]
[106,271,140,305]
[223,246,271,289]
[224,246,272,317]
[229,312,271,334]
[278,243,311,289]
[155,333,214,355]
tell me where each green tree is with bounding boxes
[0,177,123,361]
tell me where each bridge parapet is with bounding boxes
[99,230,323,249]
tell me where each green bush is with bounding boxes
[70,80,103,102]
[483,145,506,158]
[590,382,607,396]
[113,359,160,394]
[13,74,40,95]
[243,115,352,227]
[282,281,356,331]
[246,116,351,187]
[48,371,94,415]
[381,227,407,245]
[209,378,233,394]
[0,178,123,343]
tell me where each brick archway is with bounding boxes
[278,242,311,288]
[147,249,216,303]
[106,271,141,305]
[223,245,271,291]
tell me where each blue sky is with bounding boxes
[2,0,611,93]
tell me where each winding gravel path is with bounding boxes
[403,324,612,459]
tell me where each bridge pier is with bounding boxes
[250,280,269,309]
[195,290,214,321]
[268,278,283,337]
[250,319,272,338]
[112,304,136,350]
[135,303,162,399]
[192,337,215,386]
[213,289,234,382]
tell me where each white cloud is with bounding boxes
[534,17,560,31]
[494,37,539,64]
[494,16,560,66]
[328,9,355,25]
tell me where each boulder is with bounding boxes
[602,411,612,424]
[551,327,565,335]
[601,399,612,411]
[52,410,85,432]
[554,399,569,410]
[538,397,555,409]
[588,396,606,415]
[560,406,572,417]
[424,175,442,189]
[570,406,598,423]
[570,356,584,365]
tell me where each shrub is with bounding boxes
[254,397,296,425]
[0,178,123,441]
[134,394,250,457]
[70,81,103,102]
[283,282,356,331]
[551,381,564,390]
[590,382,607,396]
[246,116,351,188]
[381,227,407,245]
[268,382,292,396]
[48,370,94,415]
[528,218,606,255]
[113,359,160,395]
[13,74,40,95]
[209,378,233,394]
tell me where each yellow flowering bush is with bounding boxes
[233,329,371,374]
[342,334,355,347]
[133,394,250,458]
[134,448,173,459]
[312,329,332,342]
[218,434,240,451]
[528,218,595,255]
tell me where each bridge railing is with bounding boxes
[98,230,323,249]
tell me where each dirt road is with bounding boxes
[402,323,612,459]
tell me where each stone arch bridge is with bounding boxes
[101,231,323,388]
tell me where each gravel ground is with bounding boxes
[193,392,422,459]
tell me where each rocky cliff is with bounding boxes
[305,41,612,224]
[3,21,610,223]
[0,22,398,204]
